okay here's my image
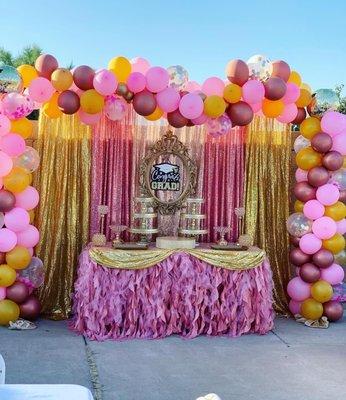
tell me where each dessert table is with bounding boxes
[71,244,274,341]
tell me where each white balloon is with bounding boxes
[294,135,310,153]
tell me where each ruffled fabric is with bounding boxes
[70,250,274,341]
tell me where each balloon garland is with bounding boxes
[0,52,344,325]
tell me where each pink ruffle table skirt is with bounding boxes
[71,249,274,341]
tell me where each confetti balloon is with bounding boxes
[20,256,44,288]
[167,65,189,90]
[308,89,340,118]
[330,168,346,190]
[14,146,40,173]
[2,93,34,120]
[0,65,23,94]
[247,55,272,81]
[206,114,232,138]
[286,213,312,237]
[294,135,310,153]
[104,95,128,121]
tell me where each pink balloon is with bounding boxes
[0,151,13,177]
[145,67,169,93]
[104,96,128,121]
[201,77,225,96]
[289,299,301,315]
[93,69,118,96]
[303,200,325,220]
[0,228,17,252]
[277,103,298,123]
[191,113,208,125]
[156,87,180,113]
[282,83,300,104]
[4,207,30,232]
[316,184,340,206]
[321,111,346,137]
[28,77,55,103]
[15,186,39,210]
[185,81,201,92]
[0,115,10,136]
[0,133,26,157]
[331,133,346,155]
[336,218,346,235]
[178,93,204,119]
[16,225,40,248]
[242,80,265,104]
[131,57,150,74]
[295,168,308,182]
[250,102,262,113]
[299,233,322,254]
[127,72,146,94]
[320,263,345,285]
[0,286,6,300]
[0,177,3,189]
[27,247,34,257]
[287,277,311,301]
[312,216,337,240]
[78,110,102,125]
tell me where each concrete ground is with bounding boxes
[0,316,345,400]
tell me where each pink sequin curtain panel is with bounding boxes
[203,127,246,243]
[90,113,245,241]
[90,111,133,240]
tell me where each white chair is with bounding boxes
[0,354,5,384]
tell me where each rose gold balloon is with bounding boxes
[225,59,249,86]
[35,54,58,79]
[19,295,41,320]
[6,282,29,304]
[292,108,306,125]
[323,301,343,322]
[167,109,188,128]
[311,132,332,153]
[290,247,311,266]
[226,101,253,126]
[299,263,321,283]
[294,182,316,202]
[264,77,287,100]
[133,90,157,116]
[271,60,291,82]
[116,83,128,96]
[58,90,80,114]
[312,249,334,268]
[0,190,16,212]
[73,66,95,90]
[307,167,330,187]
[322,151,343,171]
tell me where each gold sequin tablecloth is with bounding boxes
[89,245,266,271]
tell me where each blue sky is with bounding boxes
[1,1,345,91]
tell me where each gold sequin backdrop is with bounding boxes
[34,115,292,318]
[33,114,91,319]
[244,117,292,314]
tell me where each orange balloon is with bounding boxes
[145,107,164,121]
[223,83,242,103]
[42,92,62,119]
[10,118,33,139]
[3,167,32,193]
[296,89,312,108]
[294,200,305,213]
[296,147,322,170]
[324,201,346,221]
[262,99,284,118]
[322,234,345,254]
[300,117,321,139]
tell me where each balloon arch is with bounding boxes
[0,53,345,325]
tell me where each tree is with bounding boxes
[335,84,346,115]
[0,44,43,67]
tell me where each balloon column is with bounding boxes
[0,65,44,326]
[288,110,346,322]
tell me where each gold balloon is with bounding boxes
[0,299,20,325]
[311,280,333,303]
[0,264,17,287]
[51,68,73,91]
[324,201,346,221]
[301,298,323,320]
[28,209,35,223]
[108,56,131,83]
[300,117,321,139]
[322,234,345,254]
[3,167,31,193]
[6,246,31,270]
[80,89,104,114]
[294,200,305,213]
[204,96,226,118]
[296,147,322,170]
[223,83,242,103]
[288,71,302,86]
[296,89,312,108]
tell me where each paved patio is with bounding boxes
[0,316,345,400]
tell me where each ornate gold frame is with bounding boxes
[139,130,197,215]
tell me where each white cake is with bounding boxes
[156,236,196,249]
